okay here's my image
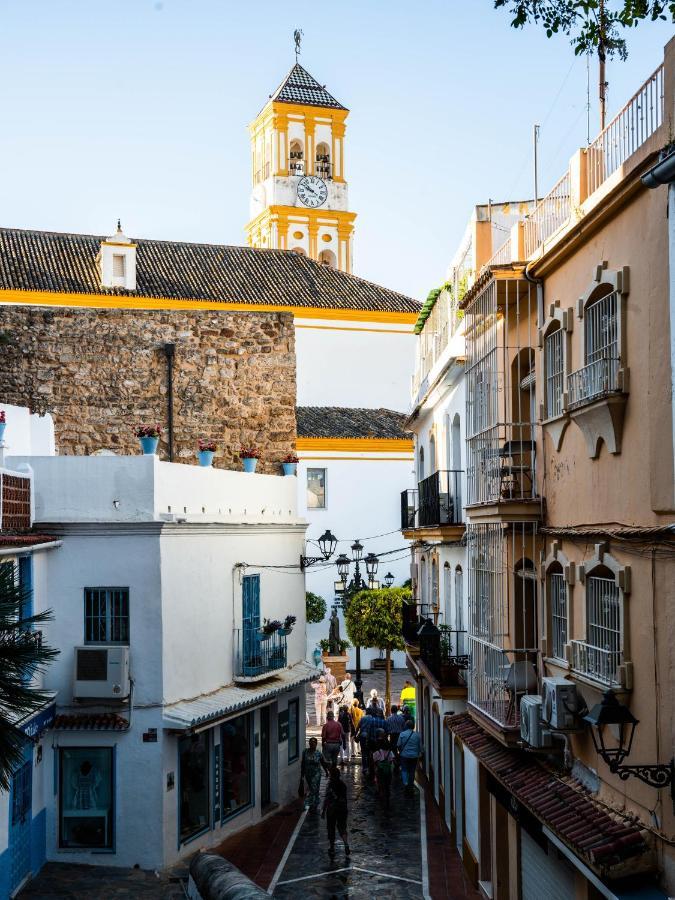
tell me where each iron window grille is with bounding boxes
[84,588,130,644]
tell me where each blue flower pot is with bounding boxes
[242,457,258,473]
[198,450,214,467]
[0,423,6,443]
[282,462,297,476]
[140,436,159,455]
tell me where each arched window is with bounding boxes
[289,139,304,175]
[546,561,567,660]
[418,446,425,481]
[544,323,564,419]
[431,558,439,619]
[420,556,427,610]
[443,562,452,623]
[315,141,331,179]
[585,564,621,684]
[454,566,464,635]
[429,435,436,475]
[318,249,336,268]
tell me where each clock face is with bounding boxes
[297,175,328,208]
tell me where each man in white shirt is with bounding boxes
[339,673,356,706]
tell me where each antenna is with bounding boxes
[293,29,303,63]
[533,124,540,205]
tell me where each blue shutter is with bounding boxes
[18,556,33,622]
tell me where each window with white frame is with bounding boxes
[586,573,620,682]
[112,254,126,278]
[548,569,567,659]
[544,327,564,418]
[306,468,326,509]
[84,587,129,643]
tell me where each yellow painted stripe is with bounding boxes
[0,290,418,325]
[296,437,414,452]
[298,455,413,461]
[295,323,412,334]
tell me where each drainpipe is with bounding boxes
[642,148,675,504]
[163,343,176,462]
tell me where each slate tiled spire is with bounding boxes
[269,63,346,110]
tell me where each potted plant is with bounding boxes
[279,614,296,636]
[281,452,299,476]
[239,446,261,473]
[136,424,161,455]
[258,618,281,641]
[0,410,6,443]
[439,626,461,685]
[197,439,216,467]
[319,638,350,655]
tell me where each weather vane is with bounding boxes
[293,28,303,63]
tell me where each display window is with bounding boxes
[221,713,252,821]
[59,747,114,849]
[179,732,210,842]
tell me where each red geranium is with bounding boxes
[135,424,162,439]
[239,446,261,459]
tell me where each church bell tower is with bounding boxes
[245,62,356,273]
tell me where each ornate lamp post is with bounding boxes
[334,539,380,702]
[584,691,674,799]
[300,529,338,570]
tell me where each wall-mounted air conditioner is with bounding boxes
[542,676,579,730]
[520,695,552,749]
[73,646,130,699]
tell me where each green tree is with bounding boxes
[0,562,58,790]
[343,587,410,713]
[305,591,327,625]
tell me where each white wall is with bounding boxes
[463,747,480,862]
[298,454,414,668]
[0,404,54,456]
[295,321,415,409]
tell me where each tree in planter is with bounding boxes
[305,591,327,625]
[0,562,58,790]
[343,587,410,714]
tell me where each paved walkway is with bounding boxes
[18,862,184,898]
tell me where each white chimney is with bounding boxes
[98,220,137,290]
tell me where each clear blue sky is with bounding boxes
[0,2,671,299]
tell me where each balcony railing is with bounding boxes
[289,160,305,176]
[401,489,417,530]
[569,639,623,689]
[468,641,539,730]
[418,470,463,528]
[466,424,537,506]
[315,161,332,180]
[0,472,31,531]
[524,170,572,258]
[567,357,621,410]
[234,627,287,681]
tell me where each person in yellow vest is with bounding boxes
[349,699,364,758]
[399,680,416,720]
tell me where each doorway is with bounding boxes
[260,706,271,809]
[9,742,32,894]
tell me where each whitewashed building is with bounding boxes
[3,451,311,872]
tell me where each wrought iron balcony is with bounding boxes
[567,357,621,410]
[466,424,537,506]
[569,639,625,690]
[400,489,417,530]
[467,641,539,730]
[418,470,463,528]
[234,627,287,683]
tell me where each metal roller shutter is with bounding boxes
[521,830,576,900]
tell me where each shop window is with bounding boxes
[179,732,210,841]
[59,747,114,849]
[288,699,299,763]
[84,588,129,643]
[306,468,326,509]
[221,713,252,821]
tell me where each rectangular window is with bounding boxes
[288,699,299,763]
[586,575,620,682]
[59,747,114,849]
[84,588,129,644]
[179,731,210,841]
[306,468,326,509]
[545,329,564,418]
[549,572,567,659]
[112,254,126,278]
[221,713,252,821]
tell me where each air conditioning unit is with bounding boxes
[520,695,551,748]
[542,676,579,730]
[74,646,130,699]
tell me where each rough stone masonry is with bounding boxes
[0,305,297,473]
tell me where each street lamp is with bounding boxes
[300,529,339,570]
[583,691,674,797]
[384,572,395,588]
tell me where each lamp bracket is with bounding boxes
[613,759,675,792]
[300,555,326,571]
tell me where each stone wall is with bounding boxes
[0,305,296,473]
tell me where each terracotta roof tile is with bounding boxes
[448,712,652,874]
[296,407,411,439]
[0,533,59,548]
[54,713,129,731]
[0,228,420,315]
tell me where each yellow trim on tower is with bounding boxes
[296,437,414,453]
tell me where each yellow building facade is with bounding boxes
[245,64,356,272]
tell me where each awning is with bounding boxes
[163,661,318,732]
[10,693,57,740]
[448,712,655,881]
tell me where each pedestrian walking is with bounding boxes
[322,766,350,857]
[338,672,356,706]
[372,728,395,807]
[337,704,351,764]
[349,699,363,758]
[398,719,422,797]
[311,676,328,726]
[368,688,385,713]
[400,681,416,720]
[385,704,406,764]
[355,707,378,781]
[321,709,345,768]
[300,737,328,811]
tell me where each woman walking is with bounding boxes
[337,704,352,765]
[300,737,328,811]
[322,766,350,857]
[349,699,363,758]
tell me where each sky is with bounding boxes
[0,2,672,300]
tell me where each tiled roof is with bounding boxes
[270,64,346,110]
[0,228,419,315]
[54,713,129,731]
[0,533,59,548]
[448,713,652,875]
[296,407,411,440]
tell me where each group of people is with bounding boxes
[310,667,356,725]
